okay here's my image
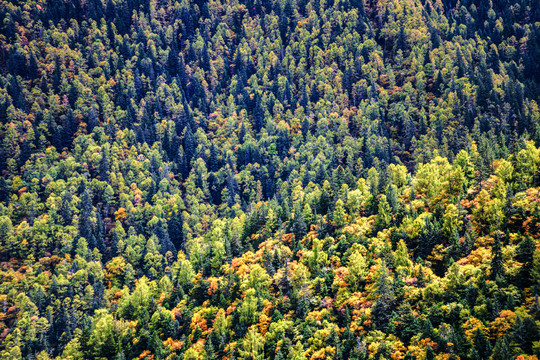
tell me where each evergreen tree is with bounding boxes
[512,316,538,354]
[516,236,535,286]
[472,328,492,359]
[79,188,95,249]
[168,206,185,252]
[491,336,513,360]
[372,261,395,331]
[491,233,505,281]
[59,191,73,226]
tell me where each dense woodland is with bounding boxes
[0,0,540,359]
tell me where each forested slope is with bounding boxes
[0,0,540,359]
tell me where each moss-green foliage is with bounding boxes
[0,0,540,359]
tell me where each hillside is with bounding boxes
[0,0,540,359]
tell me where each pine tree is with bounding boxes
[491,336,513,360]
[372,261,395,331]
[421,319,437,342]
[472,328,492,359]
[291,211,307,247]
[516,236,535,286]
[59,191,73,226]
[253,93,265,132]
[208,143,219,172]
[154,219,174,254]
[168,206,184,252]
[205,336,217,360]
[512,316,538,354]
[491,233,505,281]
[79,188,95,249]
[424,345,435,360]
[183,124,196,168]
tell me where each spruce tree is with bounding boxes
[372,261,395,331]
[491,336,513,360]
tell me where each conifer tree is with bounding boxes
[491,336,513,360]
[372,261,395,331]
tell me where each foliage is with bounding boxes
[0,0,539,359]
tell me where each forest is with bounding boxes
[0,0,540,358]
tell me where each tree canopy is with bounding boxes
[0,0,540,359]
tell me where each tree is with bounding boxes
[516,236,535,286]
[319,180,334,214]
[239,327,264,360]
[253,93,265,132]
[333,199,347,228]
[490,336,513,360]
[372,261,395,331]
[2,124,20,175]
[85,311,127,359]
[424,345,434,360]
[472,328,492,360]
[394,240,412,277]
[59,191,73,226]
[168,206,185,252]
[376,195,392,230]
[491,233,505,282]
[291,211,307,247]
[442,204,462,239]
[79,188,95,249]
[183,124,196,170]
[348,250,368,291]
[512,316,538,354]
[0,216,13,259]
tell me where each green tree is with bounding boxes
[490,336,513,360]
[394,240,412,277]
[372,261,395,331]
